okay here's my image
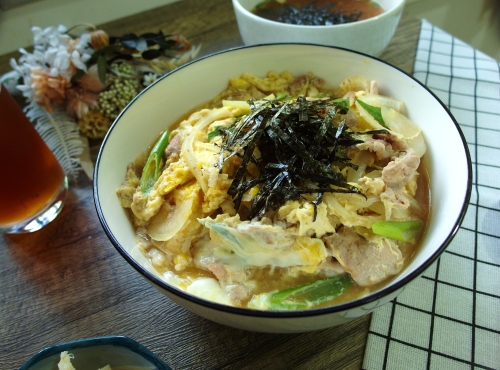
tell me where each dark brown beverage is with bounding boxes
[0,85,66,229]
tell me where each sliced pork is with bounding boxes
[164,134,182,159]
[323,227,404,286]
[382,148,420,186]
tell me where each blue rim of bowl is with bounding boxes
[93,42,473,319]
[19,335,171,370]
[231,0,406,30]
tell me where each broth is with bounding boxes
[252,0,384,26]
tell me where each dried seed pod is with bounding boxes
[90,30,110,50]
[78,110,112,139]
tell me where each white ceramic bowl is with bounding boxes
[232,0,405,57]
[94,44,471,333]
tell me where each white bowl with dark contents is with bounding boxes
[232,0,405,57]
[94,43,471,333]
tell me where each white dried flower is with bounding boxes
[143,73,158,86]
[6,25,95,104]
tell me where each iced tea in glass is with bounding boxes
[0,84,68,234]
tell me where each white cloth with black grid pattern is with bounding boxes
[362,19,500,370]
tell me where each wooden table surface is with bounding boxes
[0,1,421,369]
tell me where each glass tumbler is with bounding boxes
[0,84,68,234]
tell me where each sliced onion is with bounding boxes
[340,75,370,93]
[148,198,193,241]
[381,107,421,138]
[181,108,232,194]
[406,131,427,157]
[355,101,387,131]
[368,201,385,216]
[222,94,275,112]
[358,94,405,112]
[222,100,251,113]
[347,150,372,183]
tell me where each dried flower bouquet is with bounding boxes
[1,24,200,179]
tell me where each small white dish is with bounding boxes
[232,0,405,57]
[94,44,471,333]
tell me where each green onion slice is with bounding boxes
[357,99,387,127]
[372,220,423,242]
[207,126,224,141]
[332,97,350,108]
[140,130,170,195]
[251,274,354,310]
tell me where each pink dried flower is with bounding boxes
[66,86,99,119]
[78,65,105,93]
[30,66,70,112]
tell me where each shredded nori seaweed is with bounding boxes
[216,96,387,221]
[253,1,363,26]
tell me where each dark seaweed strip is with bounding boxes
[309,108,336,159]
[216,144,244,174]
[330,156,359,170]
[295,187,360,194]
[301,195,318,221]
[266,128,288,163]
[221,112,266,166]
[257,101,293,165]
[263,171,290,216]
[249,172,286,219]
[295,168,361,195]
[300,191,324,222]
[340,139,365,148]
[215,95,376,220]
[234,115,265,147]
[328,120,345,162]
[227,112,270,196]
[355,129,390,135]
[265,163,290,170]
[284,153,300,168]
[252,153,263,173]
[225,100,290,169]
[227,102,268,147]
[232,173,275,210]
[273,124,325,174]
[333,146,349,160]
[298,96,308,121]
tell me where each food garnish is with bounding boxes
[372,220,423,242]
[140,130,170,195]
[356,99,386,127]
[208,124,235,141]
[248,274,354,310]
[216,96,388,220]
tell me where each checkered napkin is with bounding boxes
[362,20,500,370]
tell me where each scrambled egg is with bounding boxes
[278,201,337,238]
[115,163,140,208]
[157,157,194,196]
